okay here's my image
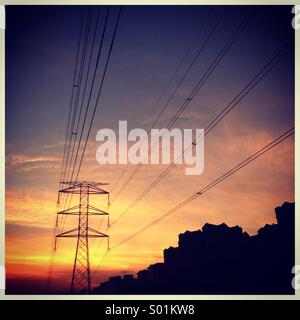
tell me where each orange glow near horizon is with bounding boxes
[6,129,294,292]
[5,5,295,294]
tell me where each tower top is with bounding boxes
[59,181,110,195]
[60,180,109,187]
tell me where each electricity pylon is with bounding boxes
[55,181,109,294]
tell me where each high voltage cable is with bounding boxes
[149,7,214,117]
[75,9,102,139]
[55,8,92,243]
[110,13,249,205]
[59,8,102,213]
[94,9,221,274]
[59,7,110,217]
[62,8,93,196]
[49,8,86,289]
[58,7,110,220]
[56,7,109,243]
[56,8,101,239]
[73,7,122,184]
[59,8,92,213]
[110,42,290,227]
[109,8,223,195]
[56,8,85,209]
[57,7,122,242]
[110,127,294,250]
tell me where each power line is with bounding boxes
[59,7,111,219]
[57,8,85,208]
[61,8,93,201]
[55,8,93,242]
[110,42,290,227]
[73,7,122,184]
[111,127,294,250]
[48,8,86,290]
[75,8,102,140]
[57,7,122,242]
[149,8,214,117]
[59,8,102,214]
[56,8,102,240]
[110,12,248,205]
[56,7,110,244]
[109,8,223,195]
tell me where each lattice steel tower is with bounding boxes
[55,181,109,294]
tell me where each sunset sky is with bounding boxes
[5,5,294,293]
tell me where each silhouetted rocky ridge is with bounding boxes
[93,202,295,294]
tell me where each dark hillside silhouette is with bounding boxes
[93,202,295,294]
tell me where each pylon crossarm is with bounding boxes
[87,235,109,238]
[61,181,109,186]
[58,211,105,216]
[88,227,109,237]
[88,212,108,215]
[56,227,79,238]
[59,185,81,194]
[87,185,109,194]
[57,211,81,215]
[88,205,109,215]
[61,212,108,216]
[57,205,80,215]
[61,187,84,194]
